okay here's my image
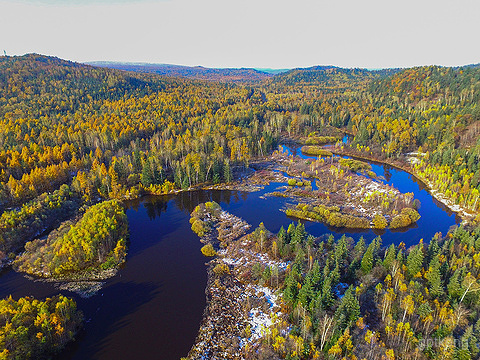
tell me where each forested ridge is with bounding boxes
[2,53,480,359]
[87,61,272,82]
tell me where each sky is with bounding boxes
[1,0,479,69]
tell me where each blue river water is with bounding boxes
[0,145,460,359]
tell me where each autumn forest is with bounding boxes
[1,53,480,359]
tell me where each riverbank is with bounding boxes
[326,145,476,222]
[187,204,286,359]
[266,149,421,230]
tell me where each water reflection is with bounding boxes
[0,142,462,360]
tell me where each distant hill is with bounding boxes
[269,65,401,88]
[254,68,290,75]
[86,61,272,82]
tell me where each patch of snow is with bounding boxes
[248,308,274,341]
[250,284,280,308]
[241,249,290,270]
[334,283,349,299]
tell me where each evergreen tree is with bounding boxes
[321,276,334,309]
[426,258,444,297]
[448,269,462,300]
[298,276,314,308]
[262,266,272,285]
[284,269,299,306]
[141,158,154,187]
[383,244,396,270]
[406,243,424,278]
[334,235,348,265]
[286,223,296,242]
[361,241,375,274]
[223,159,232,182]
[426,236,440,264]
[353,236,366,260]
[334,286,360,331]
[277,226,286,256]
[310,260,322,287]
[291,222,306,245]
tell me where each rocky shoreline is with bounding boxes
[187,206,286,360]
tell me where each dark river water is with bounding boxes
[0,146,460,359]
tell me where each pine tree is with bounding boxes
[447,269,462,300]
[223,159,232,182]
[361,241,375,274]
[383,244,396,270]
[298,276,314,308]
[426,258,444,297]
[353,236,366,260]
[262,266,272,285]
[426,236,440,262]
[287,223,296,241]
[321,276,334,309]
[284,269,299,306]
[277,226,286,256]
[406,243,424,278]
[310,260,321,286]
[291,222,306,245]
[334,286,360,331]
[141,158,154,187]
[334,235,348,265]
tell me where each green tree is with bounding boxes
[425,258,444,297]
[361,241,375,274]
[383,244,396,270]
[141,158,154,187]
[334,286,360,331]
[406,243,424,278]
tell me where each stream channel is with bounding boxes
[0,145,460,359]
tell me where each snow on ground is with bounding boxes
[248,308,274,341]
[430,189,474,221]
[220,249,289,270]
[242,284,282,346]
[334,283,349,299]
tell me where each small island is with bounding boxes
[256,149,421,230]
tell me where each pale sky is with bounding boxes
[1,0,479,69]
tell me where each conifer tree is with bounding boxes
[361,241,375,274]
[406,243,424,278]
[383,244,396,270]
[426,258,444,297]
[334,286,360,331]
[448,269,462,300]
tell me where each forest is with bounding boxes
[0,295,83,359]
[1,53,480,358]
[190,202,480,360]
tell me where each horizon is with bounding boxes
[3,53,480,72]
[1,0,480,69]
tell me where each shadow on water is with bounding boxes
[57,281,158,360]
[0,143,462,360]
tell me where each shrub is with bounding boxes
[305,135,338,145]
[390,214,412,229]
[213,263,230,276]
[287,179,297,186]
[191,219,206,236]
[301,146,332,157]
[201,243,216,257]
[401,207,421,222]
[372,214,388,229]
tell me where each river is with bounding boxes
[0,146,460,359]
